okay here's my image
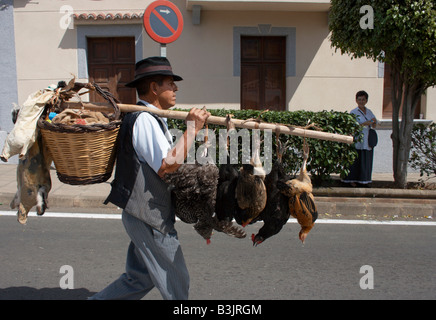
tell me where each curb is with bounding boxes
[316,197,435,220]
[313,186,436,220]
[2,191,435,221]
[314,187,436,199]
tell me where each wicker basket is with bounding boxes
[37,83,122,185]
[38,119,121,185]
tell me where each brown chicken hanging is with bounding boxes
[234,128,267,227]
[277,139,318,243]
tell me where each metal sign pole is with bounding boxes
[160,43,167,57]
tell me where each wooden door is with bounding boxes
[241,36,286,111]
[87,37,136,104]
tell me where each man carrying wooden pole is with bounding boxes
[90,56,209,300]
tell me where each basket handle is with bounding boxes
[92,83,121,120]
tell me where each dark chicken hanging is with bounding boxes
[163,119,246,244]
[252,135,291,246]
[215,115,242,223]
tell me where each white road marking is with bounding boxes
[0,211,121,220]
[1,211,435,226]
[314,219,436,226]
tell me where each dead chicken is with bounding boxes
[277,139,318,244]
[216,115,240,223]
[252,137,291,246]
[164,162,220,244]
[234,128,267,227]
[215,161,239,223]
[164,122,245,244]
[215,115,247,238]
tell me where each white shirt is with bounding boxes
[350,106,376,150]
[132,102,172,173]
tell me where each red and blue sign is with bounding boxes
[143,0,184,44]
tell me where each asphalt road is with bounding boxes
[0,212,435,301]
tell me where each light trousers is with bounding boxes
[90,211,190,300]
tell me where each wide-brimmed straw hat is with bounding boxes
[125,56,183,88]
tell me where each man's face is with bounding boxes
[155,76,178,109]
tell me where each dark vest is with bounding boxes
[104,108,175,234]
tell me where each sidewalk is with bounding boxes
[0,164,434,221]
[0,164,116,213]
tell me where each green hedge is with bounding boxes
[167,109,361,184]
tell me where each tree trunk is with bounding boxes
[390,63,424,188]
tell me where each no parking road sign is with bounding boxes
[143,0,184,44]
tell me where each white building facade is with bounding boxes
[1,0,434,171]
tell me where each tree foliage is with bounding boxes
[329,0,436,86]
[329,0,436,188]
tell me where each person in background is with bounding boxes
[342,90,377,187]
[90,56,210,300]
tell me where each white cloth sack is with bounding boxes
[1,89,55,161]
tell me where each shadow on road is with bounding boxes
[0,286,95,300]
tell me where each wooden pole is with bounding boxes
[61,101,354,144]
